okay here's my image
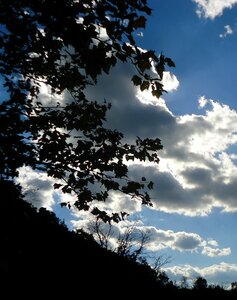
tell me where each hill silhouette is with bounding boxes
[1,179,236,298]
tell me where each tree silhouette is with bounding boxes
[87,218,171,270]
[89,219,151,259]
[193,276,208,290]
[231,282,237,291]
[0,0,175,221]
[180,275,189,289]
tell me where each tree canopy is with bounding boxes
[0,0,175,221]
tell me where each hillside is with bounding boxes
[1,179,236,298]
[1,180,162,297]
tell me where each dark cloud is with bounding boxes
[174,234,201,250]
[181,167,213,187]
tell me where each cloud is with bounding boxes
[193,0,237,19]
[202,246,231,257]
[82,60,237,217]
[127,165,213,216]
[162,71,180,92]
[71,217,230,257]
[173,232,203,250]
[16,166,55,210]
[144,227,204,252]
[165,262,237,286]
[198,95,208,108]
[20,58,237,218]
[136,31,144,37]
[138,226,230,256]
[219,25,234,38]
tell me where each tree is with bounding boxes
[193,277,207,290]
[88,218,150,259]
[180,275,189,289]
[87,218,114,250]
[87,218,171,271]
[0,0,175,221]
[231,282,237,291]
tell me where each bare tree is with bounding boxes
[87,219,114,250]
[152,254,172,272]
[87,218,171,271]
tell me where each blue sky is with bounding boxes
[146,0,237,114]
[138,0,237,285]
[14,0,237,287]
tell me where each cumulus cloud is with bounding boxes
[219,25,234,38]
[138,226,230,256]
[19,58,237,218]
[193,0,237,19]
[82,60,237,216]
[202,246,231,257]
[14,60,236,286]
[198,95,208,108]
[144,227,204,252]
[16,166,55,210]
[165,262,237,286]
[71,217,230,258]
[162,71,180,92]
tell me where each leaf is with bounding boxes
[156,63,164,80]
[103,179,119,190]
[165,57,176,67]
[62,185,72,193]
[142,5,152,15]
[152,89,162,98]
[131,75,142,86]
[147,181,154,189]
[122,181,144,194]
[0,0,166,222]
[137,60,151,73]
[53,183,63,189]
[133,16,146,29]
[140,81,150,91]
[115,52,127,62]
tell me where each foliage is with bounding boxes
[0,0,175,221]
[231,282,237,291]
[193,277,208,290]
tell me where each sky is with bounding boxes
[14,0,237,287]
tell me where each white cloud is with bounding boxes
[136,31,144,37]
[219,25,234,38]
[193,0,237,19]
[139,226,230,256]
[198,95,208,108]
[71,217,230,258]
[165,262,237,286]
[18,56,237,218]
[145,227,203,252]
[84,60,237,216]
[162,71,180,92]
[208,239,219,247]
[202,246,231,257]
[16,166,55,210]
